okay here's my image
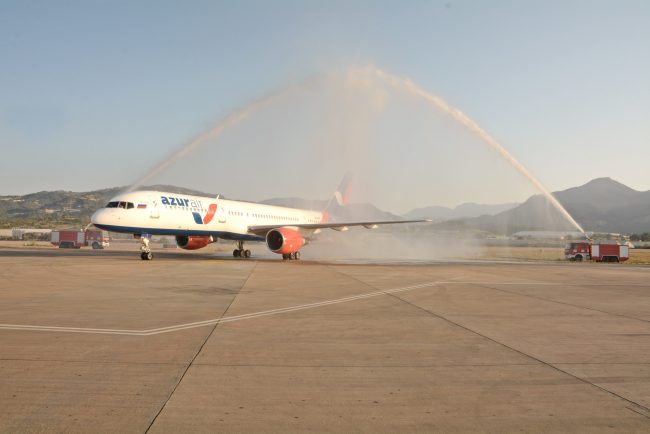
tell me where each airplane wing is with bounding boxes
[247,219,431,236]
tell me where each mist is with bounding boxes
[127,66,583,259]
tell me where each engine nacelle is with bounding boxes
[266,228,306,254]
[175,235,212,250]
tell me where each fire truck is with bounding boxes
[564,241,629,263]
[51,229,110,249]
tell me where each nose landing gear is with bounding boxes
[140,235,153,260]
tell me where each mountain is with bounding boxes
[467,178,650,234]
[404,202,519,221]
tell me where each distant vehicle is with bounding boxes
[51,230,110,249]
[564,241,629,263]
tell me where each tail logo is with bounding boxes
[192,204,217,225]
[320,211,330,224]
[332,172,353,207]
[334,189,351,207]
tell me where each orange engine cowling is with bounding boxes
[175,235,212,250]
[266,228,305,254]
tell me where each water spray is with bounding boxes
[127,75,326,193]
[126,65,586,237]
[356,66,586,235]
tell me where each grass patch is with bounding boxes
[479,246,650,264]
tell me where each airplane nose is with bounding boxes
[90,209,102,225]
[91,208,111,226]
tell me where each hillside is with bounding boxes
[467,178,650,234]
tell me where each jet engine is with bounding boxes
[175,235,212,250]
[266,228,306,254]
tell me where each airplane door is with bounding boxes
[150,200,160,219]
[218,205,226,223]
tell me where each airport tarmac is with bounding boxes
[1,247,650,433]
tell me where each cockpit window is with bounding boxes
[106,201,134,209]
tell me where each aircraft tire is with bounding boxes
[141,251,153,260]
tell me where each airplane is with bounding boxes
[90,174,430,260]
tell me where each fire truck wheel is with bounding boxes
[92,242,100,249]
[575,255,583,262]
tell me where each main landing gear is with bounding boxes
[140,235,153,261]
[282,251,301,261]
[233,241,251,258]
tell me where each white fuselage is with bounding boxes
[91,190,324,241]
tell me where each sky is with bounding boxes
[1,0,649,208]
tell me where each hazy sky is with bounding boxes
[1,1,649,205]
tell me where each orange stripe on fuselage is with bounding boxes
[203,204,217,224]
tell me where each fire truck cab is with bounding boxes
[564,242,591,261]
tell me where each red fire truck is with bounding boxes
[564,241,629,262]
[51,230,110,249]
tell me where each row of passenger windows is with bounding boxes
[106,201,134,209]
[230,210,299,221]
[248,212,300,222]
[228,210,319,223]
[164,205,205,212]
